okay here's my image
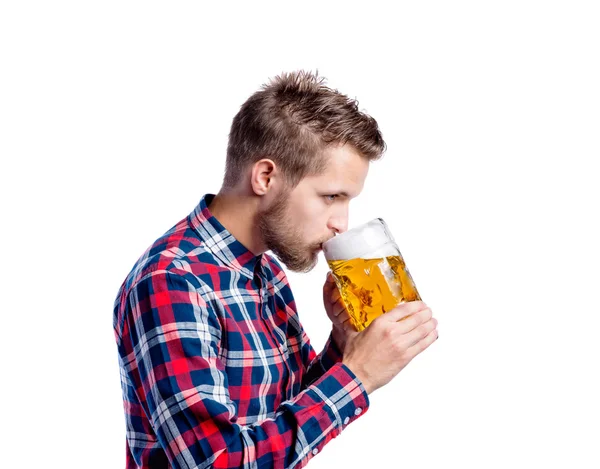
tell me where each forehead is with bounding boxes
[302,144,369,195]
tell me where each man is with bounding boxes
[113,71,438,468]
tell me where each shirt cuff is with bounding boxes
[301,362,370,463]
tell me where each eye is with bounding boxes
[324,194,338,203]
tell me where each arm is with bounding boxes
[299,330,344,389]
[120,270,369,469]
[300,273,357,388]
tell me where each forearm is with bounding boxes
[153,363,368,469]
[301,330,344,389]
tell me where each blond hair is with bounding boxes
[223,70,386,188]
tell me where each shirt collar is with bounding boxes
[188,194,264,278]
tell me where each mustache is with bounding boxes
[315,235,334,249]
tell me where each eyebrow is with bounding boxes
[319,190,353,198]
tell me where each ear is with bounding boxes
[250,159,280,196]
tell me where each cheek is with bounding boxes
[302,202,329,239]
[289,201,319,237]
[288,193,330,239]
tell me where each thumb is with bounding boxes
[324,271,336,288]
[382,301,427,322]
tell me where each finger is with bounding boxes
[341,314,353,326]
[333,306,350,322]
[395,307,433,334]
[342,317,356,332]
[332,306,344,319]
[382,301,428,323]
[330,305,348,325]
[324,272,337,291]
[405,327,439,360]
[402,317,438,349]
[330,288,341,304]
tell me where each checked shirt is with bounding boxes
[113,194,369,468]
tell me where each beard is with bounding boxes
[257,194,325,273]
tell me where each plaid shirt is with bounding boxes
[113,194,369,468]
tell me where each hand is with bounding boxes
[342,301,438,394]
[323,272,357,353]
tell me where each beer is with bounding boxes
[328,255,420,331]
[322,218,421,332]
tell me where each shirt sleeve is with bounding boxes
[119,270,369,469]
[300,330,345,390]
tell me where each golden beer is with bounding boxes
[323,219,421,331]
[328,255,420,331]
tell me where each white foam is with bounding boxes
[322,218,398,260]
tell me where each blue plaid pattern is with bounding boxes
[113,194,369,468]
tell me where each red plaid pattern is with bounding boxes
[113,194,369,468]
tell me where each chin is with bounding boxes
[285,255,320,274]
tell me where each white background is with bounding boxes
[1,1,599,467]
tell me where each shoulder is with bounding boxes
[119,218,221,297]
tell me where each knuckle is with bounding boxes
[396,302,413,314]
[405,316,419,330]
[419,334,432,348]
[392,339,405,354]
[383,325,395,340]
[374,314,388,328]
[424,330,437,347]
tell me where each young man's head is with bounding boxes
[223,71,386,272]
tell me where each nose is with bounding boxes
[328,210,349,235]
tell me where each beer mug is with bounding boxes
[322,218,421,331]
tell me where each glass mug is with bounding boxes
[322,218,421,331]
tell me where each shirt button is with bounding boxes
[312,448,319,456]
[343,417,350,425]
[355,407,363,416]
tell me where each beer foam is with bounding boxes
[323,218,398,260]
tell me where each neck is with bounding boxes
[208,190,266,255]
